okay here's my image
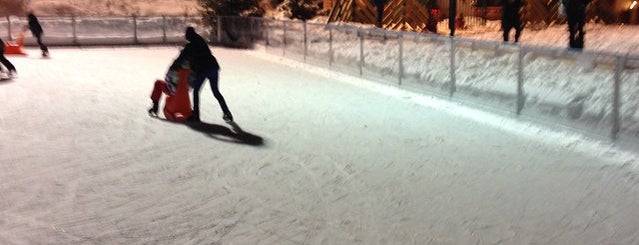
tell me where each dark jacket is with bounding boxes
[563,0,590,15]
[562,0,591,5]
[172,27,219,72]
[374,0,387,7]
[501,0,523,21]
[27,13,43,36]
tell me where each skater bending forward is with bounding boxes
[171,26,233,123]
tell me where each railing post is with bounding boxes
[133,15,139,44]
[162,16,167,43]
[398,32,404,86]
[72,15,78,45]
[611,55,624,140]
[7,16,12,41]
[449,36,456,97]
[283,20,287,56]
[303,20,308,62]
[359,28,364,76]
[265,19,270,50]
[329,25,333,68]
[517,47,525,115]
[217,16,222,43]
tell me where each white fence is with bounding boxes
[1,15,203,45]
[212,16,639,143]
[2,15,639,142]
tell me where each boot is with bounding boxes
[223,113,233,122]
[148,101,159,116]
[187,111,200,123]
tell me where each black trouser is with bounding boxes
[0,41,17,72]
[191,68,232,118]
[375,5,384,27]
[567,10,586,49]
[35,33,48,53]
[502,16,521,42]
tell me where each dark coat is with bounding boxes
[374,0,387,7]
[172,27,219,72]
[501,0,523,22]
[27,13,43,36]
[564,0,590,15]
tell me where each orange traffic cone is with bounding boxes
[163,69,192,122]
[4,32,27,56]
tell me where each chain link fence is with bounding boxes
[1,15,203,45]
[211,16,639,143]
[2,15,639,143]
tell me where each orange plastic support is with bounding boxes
[163,69,193,122]
[4,32,27,56]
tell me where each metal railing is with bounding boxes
[1,15,203,45]
[212,16,639,142]
[2,15,638,142]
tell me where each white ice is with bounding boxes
[1,34,639,244]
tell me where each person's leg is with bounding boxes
[150,80,170,101]
[36,34,48,56]
[502,22,512,42]
[514,18,522,42]
[190,72,206,121]
[376,5,384,27]
[575,12,586,49]
[0,43,17,73]
[567,13,578,48]
[205,69,233,120]
[148,80,170,115]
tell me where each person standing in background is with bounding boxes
[374,0,387,28]
[563,0,591,49]
[26,12,49,57]
[501,0,523,43]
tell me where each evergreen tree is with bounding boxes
[283,0,321,21]
[197,0,262,16]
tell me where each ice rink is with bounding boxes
[1,46,638,244]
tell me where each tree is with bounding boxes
[281,0,321,21]
[197,0,262,17]
[0,0,30,15]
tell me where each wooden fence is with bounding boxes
[328,0,429,32]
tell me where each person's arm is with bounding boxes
[170,44,191,69]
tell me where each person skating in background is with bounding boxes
[171,26,233,123]
[0,38,18,77]
[26,12,49,57]
[501,0,523,43]
[563,0,591,49]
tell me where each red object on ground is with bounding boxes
[4,32,27,56]
[162,69,192,122]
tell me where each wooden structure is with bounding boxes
[328,0,429,32]
[327,0,631,31]
[324,0,335,11]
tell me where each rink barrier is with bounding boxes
[210,16,639,143]
[1,15,203,46]
[2,15,638,142]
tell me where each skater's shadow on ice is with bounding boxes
[186,121,264,146]
[0,77,15,84]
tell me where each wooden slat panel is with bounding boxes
[329,0,429,31]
